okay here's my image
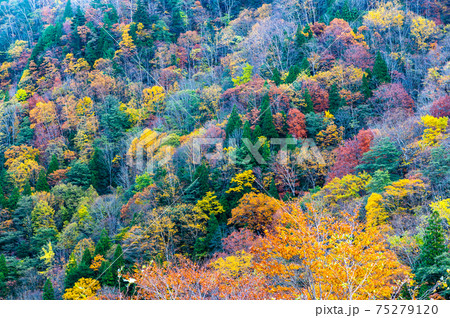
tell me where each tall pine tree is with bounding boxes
[89,148,109,195]
[94,229,111,257]
[328,84,341,114]
[47,154,59,175]
[43,278,55,300]
[373,52,391,84]
[303,88,314,114]
[170,3,184,40]
[284,65,300,84]
[133,0,151,27]
[419,210,447,267]
[225,105,242,139]
[193,162,210,199]
[356,138,401,176]
[361,72,372,98]
[6,187,20,210]
[36,169,50,192]
[63,0,73,19]
[253,125,262,141]
[260,95,278,139]
[0,254,8,298]
[242,120,252,141]
[271,68,281,86]
[106,244,125,286]
[71,7,86,55]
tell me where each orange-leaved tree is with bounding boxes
[228,192,283,235]
[252,203,411,299]
[130,256,270,300]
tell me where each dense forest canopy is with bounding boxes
[0,0,450,300]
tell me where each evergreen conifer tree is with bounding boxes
[303,88,314,114]
[260,95,278,139]
[284,65,300,84]
[361,73,372,98]
[419,210,447,267]
[268,178,278,198]
[66,161,92,188]
[64,253,78,289]
[94,229,111,257]
[295,26,308,48]
[373,52,391,84]
[63,0,74,19]
[170,7,184,39]
[103,5,119,27]
[99,260,115,286]
[107,244,125,286]
[71,7,86,54]
[22,180,32,196]
[47,154,59,175]
[6,187,20,211]
[328,84,341,114]
[237,121,256,169]
[194,214,220,259]
[225,105,242,139]
[0,172,5,208]
[193,162,209,199]
[340,0,358,21]
[36,169,50,192]
[242,121,252,141]
[366,170,392,193]
[253,125,262,141]
[299,57,310,75]
[356,138,401,176]
[74,248,94,280]
[0,254,7,298]
[0,254,8,278]
[89,148,109,195]
[43,278,55,300]
[85,30,103,65]
[271,68,281,86]
[133,0,151,27]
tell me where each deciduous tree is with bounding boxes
[253,204,411,299]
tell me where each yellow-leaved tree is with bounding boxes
[63,278,101,300]
[383,178,427,214]
[366,193,389,227]
[410,16,439,49]
[226,170,257,194]
[363,1,405,32]
[316,172,371,209]
[209,250,253,278]
[430,198,450,224]
[418,115,448,147]
[39,242,55,277]
[4,145,41,188]
[143,85,165,115]
[116,24,136,57]
[195,191,225,216]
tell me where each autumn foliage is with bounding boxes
[130,256,270,300]
[252,204,411,299]
[328,129,374,180]
[0,0,448,302]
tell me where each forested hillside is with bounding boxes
[0,0,449,300]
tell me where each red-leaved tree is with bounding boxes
[430,95,450,117]
[327,129,374,181]
[287,108,307,139]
